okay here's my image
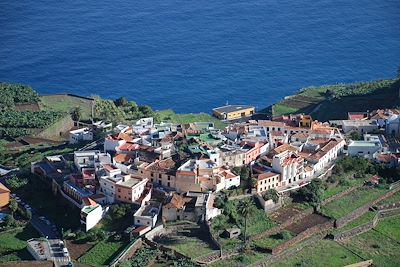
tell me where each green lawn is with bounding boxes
[39,94,93,120]
[343,230,400,267]
[79,239,128,266]
[272,104,300,117]
[374,215,400,242]
[269,239,362,267]
[0,225,38,264]
[156,109,227,129]
[321,187,389,219]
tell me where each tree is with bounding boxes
[4,214,15,227]
[237,198,253,244]
[9,199,18,216]
[349,131,361,141]
[71,107,82,122]
[295,179,323,207]
[115,97,128,107]
[250,178,258,188]
[263,189,279,203]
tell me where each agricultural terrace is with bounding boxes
[272,79,400,121]
[79,238,128,266]
[374,215,400,242]
[343,229,400,267]
[269,239,362,267]
[210,251,266,267]
[153,223,218,259]
[39,94,93,120]
[0,225,38,264]
[321,186,389,219]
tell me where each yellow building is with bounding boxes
[213,105,255,120]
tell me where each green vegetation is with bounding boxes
[0,83,39,110]
[210,251,267,267]
[374,215,400,242]
[79,238,128,266]
[321,187,389,219]
[378,192,400,206]
[343,230,400,267]
[332,211,376,234]
[0,225,38,264]
[154,232,217,259]
[14,173,81,230]
[272,78,400,121]
[157,109,227,129]
[121,246,159,267]
[253,231,292,250]
[269,239,361,267]
[211,198,276,245]
[39,94,93,120]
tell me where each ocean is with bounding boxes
[0,0,399,113]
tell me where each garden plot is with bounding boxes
[283,213,330,235]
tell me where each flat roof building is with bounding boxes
[213,105,255,121]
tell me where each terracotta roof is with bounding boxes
[146,159,176,172]
[257,171,279,181]
[0,182,10,193]
[376,153,396,163]
[82,197,97,207]
[273,144,298,154]
[114,153,134,163]
[164,193,186,209]
[117,132,133,142]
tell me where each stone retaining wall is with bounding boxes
[271,220,334,255]
[321,185,363,206]
[335,186,400,228]
[250,208,314,241]
[109,239,143,267]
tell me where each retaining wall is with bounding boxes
[271,220,334,255]
[250,208,314,241]
[109,238,143,267]
[321,184,363,206]
[335,186,400,228]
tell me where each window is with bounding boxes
[151,172,154,177]
[159,174,162,178]
[118,189,121,192]
[168,176,170,180]
[167,182,170,187]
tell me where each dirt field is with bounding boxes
[15,103,40,112]
[270,204,305,224]
[66,240,94,260]
[283,213,330,235]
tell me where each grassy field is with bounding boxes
[253,232,291,250]
[271,79,400,121]
[39,94,93,120]
[332,211,376,234]
[79,239,128,266]
[321,187,389,219]
[154,229,218,259]
[343,229,400,267]
[378,192,400,206]
[0,226,38,264]
[374,215,400,242]
[321,179,363,201]
[210,251,267,267]
[156,109,227,129]
[269,239,361,267]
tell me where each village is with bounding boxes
[1,103,400,267]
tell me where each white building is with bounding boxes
[134,201,161,228]
[348,134,387,159]
[80,198,104,231]
[386,115,400,136]
[74,150,111,172]
[341,120,379,134]
[69,128,93,144]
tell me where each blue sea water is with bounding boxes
[0,0,399,113]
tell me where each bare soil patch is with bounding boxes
[283,213,330,235]
[270,205,305,224]
[66,240,94,260]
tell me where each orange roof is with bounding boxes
[114,153,134,163]
[0,183,10,193]
[164,193,186,209]
[257,172,279,181]
[82,197,97,207]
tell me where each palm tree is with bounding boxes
[238,198,253,244]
